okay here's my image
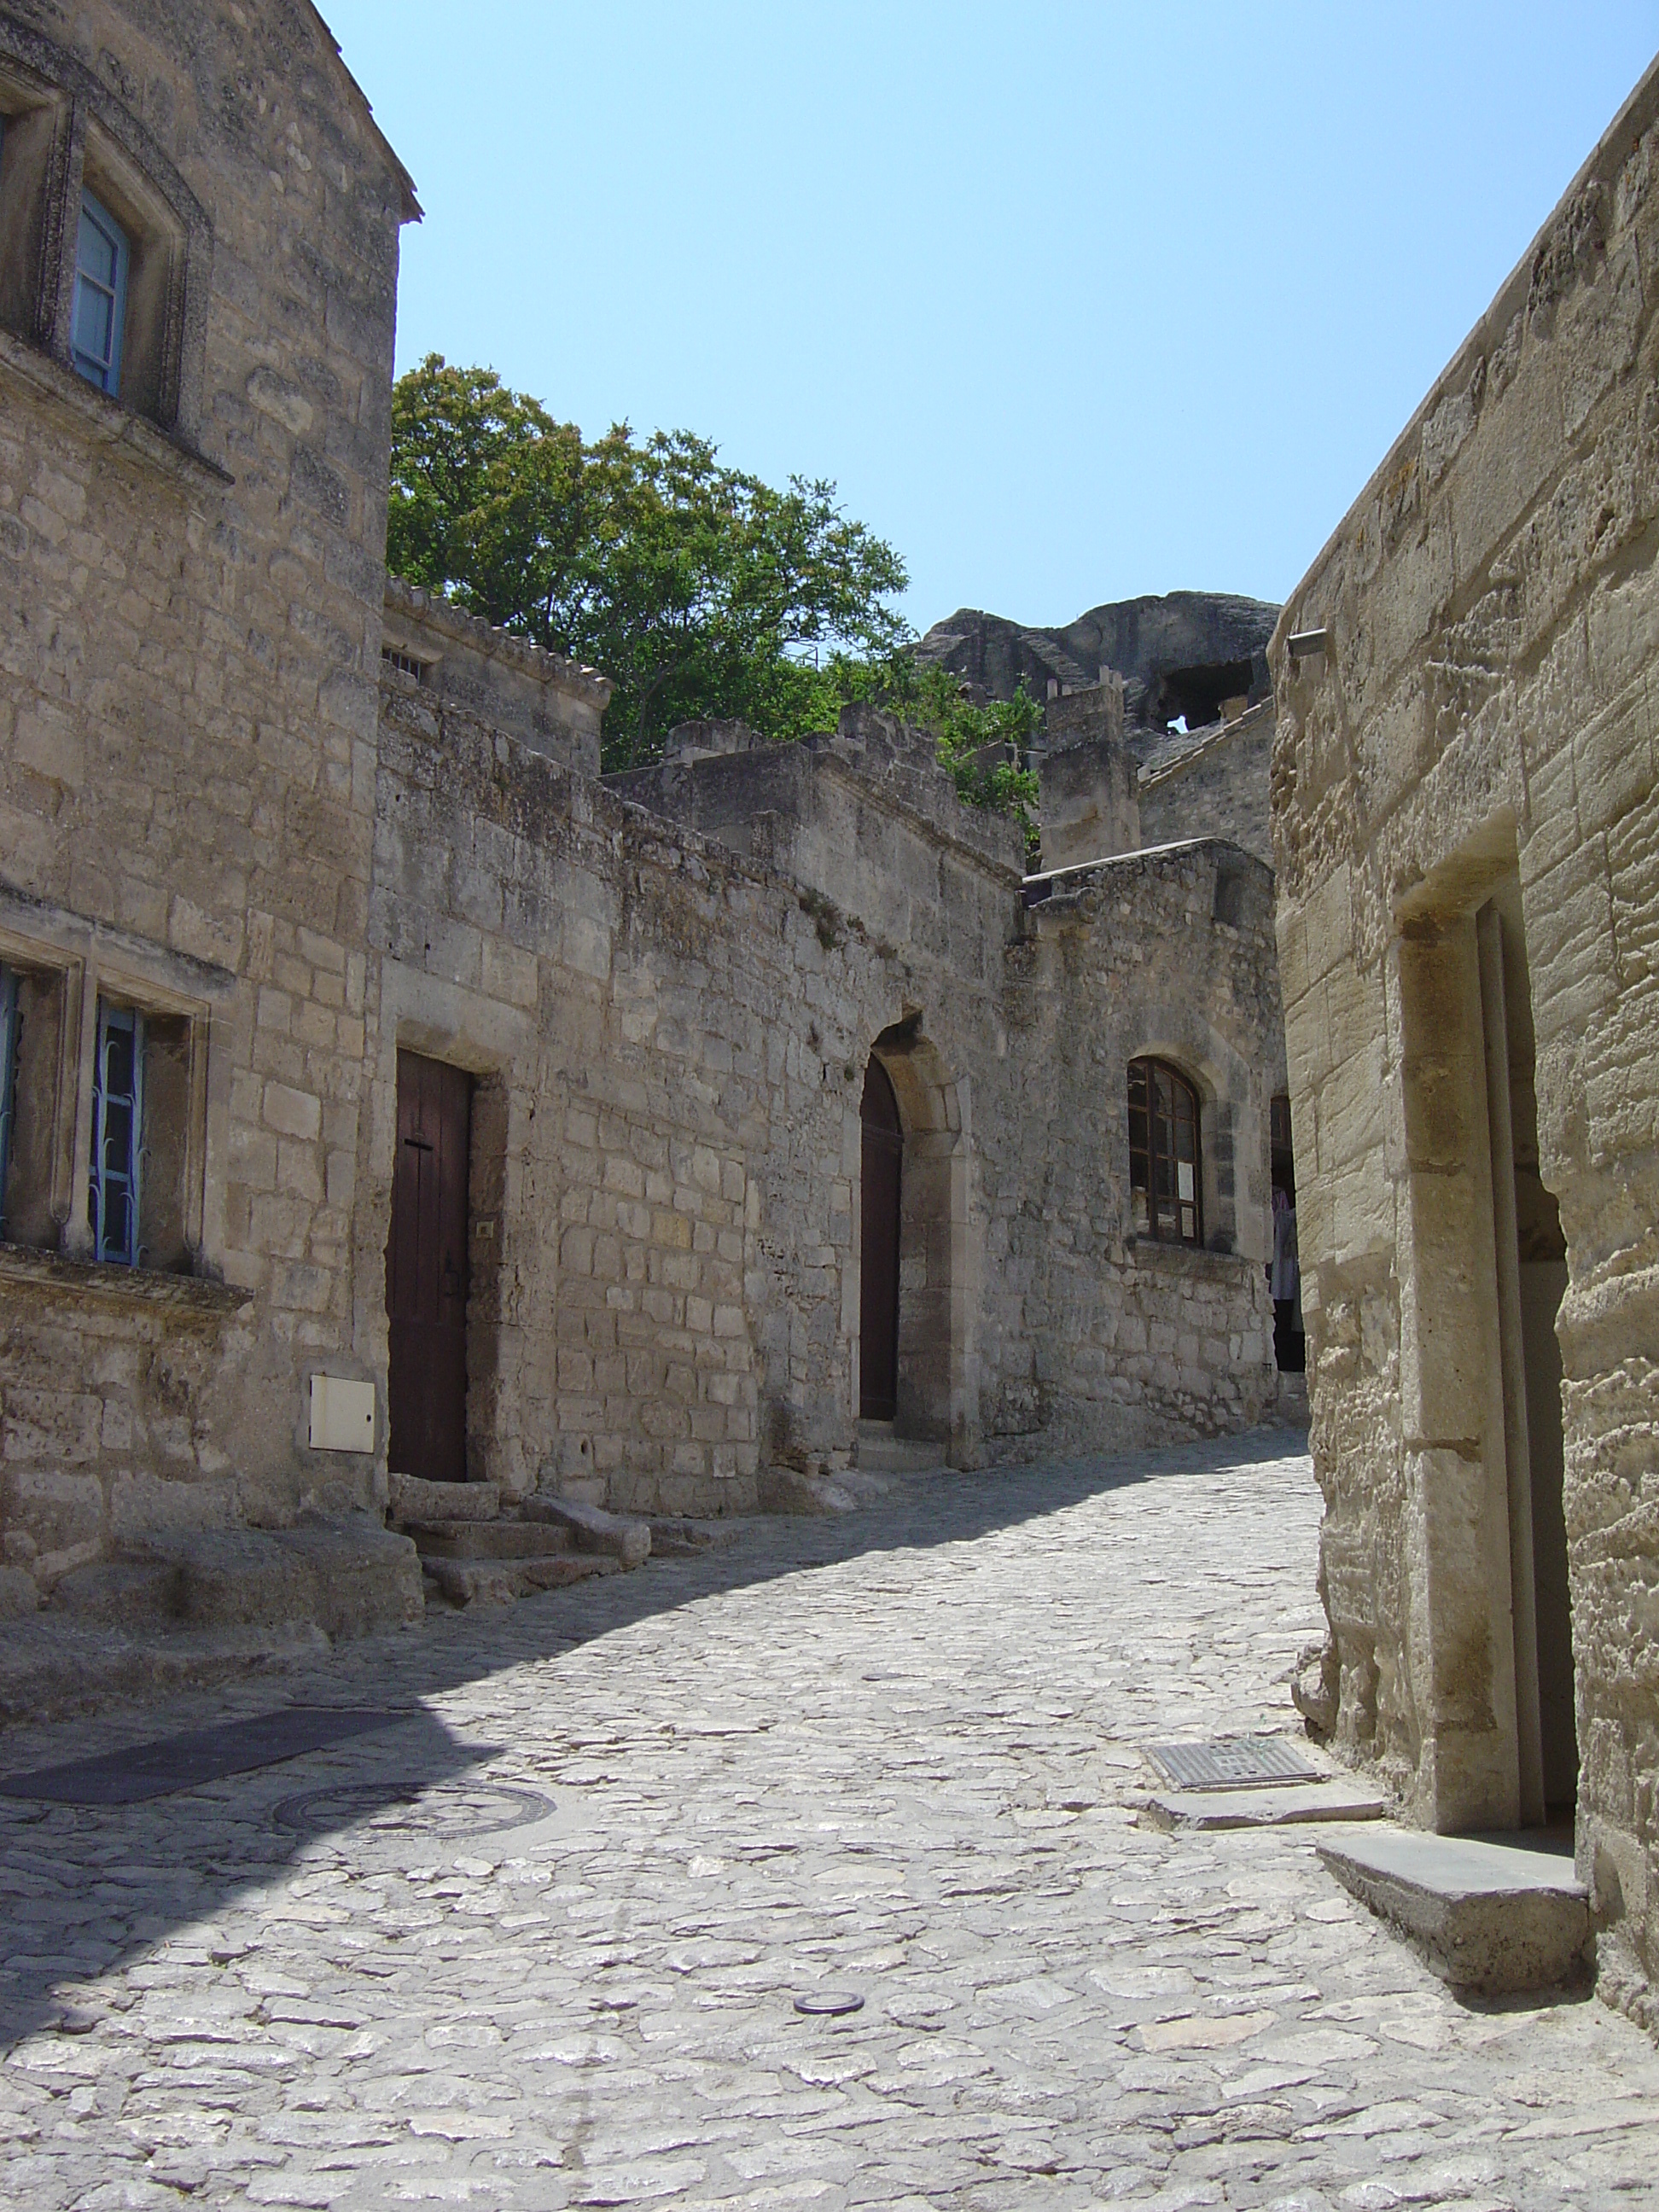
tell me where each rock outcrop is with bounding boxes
[917,590,1280,759]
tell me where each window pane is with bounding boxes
[73,195,127,395]
[73,285,114,367]
[104,1023,135,1095]
[78,207,119,288]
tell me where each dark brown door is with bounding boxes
[859,1058,902,1422]
[387,1051,471,1480]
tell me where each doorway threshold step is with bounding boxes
[423,1552,619,1606]
[1316,1826,1591,1994]
[388,1474,499,1523]
[856,1423,947,1474]
[406,1522,572,1562]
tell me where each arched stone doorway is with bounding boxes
[859,1059,902,1421]
[857,1021,981,1464]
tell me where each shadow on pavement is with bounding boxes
[0,1424,1312,2052]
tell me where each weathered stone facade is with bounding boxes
[1138,700,1274,868]
[0,1,1284,1630]
[0,0,413,1591]
[1271,58,1659,2030]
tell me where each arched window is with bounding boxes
[1128,1057,1202,1247]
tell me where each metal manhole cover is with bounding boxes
[273,1779,559,1841]
[1144,1737,1318,1791]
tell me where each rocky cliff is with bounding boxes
[917,591,1280,760]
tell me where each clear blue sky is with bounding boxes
[323,3,1657,634]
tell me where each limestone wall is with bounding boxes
[0,0,1290,1613]
[1271,56,1659,2027]
[998,843,1281,1452]
[1137,701,1274,866]
[0,0,411,1579]
[381,578,608,774]
[379,684,1281,1500]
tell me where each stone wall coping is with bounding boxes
[1023,836,1272,906]
[0,329,233,495]
[0,1243,253,1323]
[802,740,1027,887]
[1269,49,1659,660]
[382,577,612,708]
[606,732,1027,890]
[1137,700,1274,794]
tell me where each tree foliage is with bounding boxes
[387,357,911,770]
[830,651,1043,854]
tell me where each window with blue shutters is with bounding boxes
[0,967,17,1237]
[90,1001,143,1266]
[72,188,129,396]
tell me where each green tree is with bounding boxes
[387,357,910,770]
[830,651,1043,857]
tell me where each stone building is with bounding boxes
[1271,58,1659,2029]
[0,0,1288,1640]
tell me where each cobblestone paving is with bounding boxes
[3,1433,1657,2209]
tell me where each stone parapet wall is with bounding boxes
[1271,55,1659,2029]
[381,578,609,775]
[1137,701,1274,867]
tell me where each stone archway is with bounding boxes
[861,1018,981,1467]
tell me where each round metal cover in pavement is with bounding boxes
[273,1778,558,1841]
[794,1989,864,2017]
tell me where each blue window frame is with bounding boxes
[0,968,17,1238]
[90,1000,143,1266]
[72,189,129,396]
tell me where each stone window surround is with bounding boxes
[1123,1044,1239,1260]
[0,22,212,445]
[0,897,230,1289]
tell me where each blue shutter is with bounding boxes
[72,190,129,396]
[0,968,16,1240]
[90,1002,143,1266]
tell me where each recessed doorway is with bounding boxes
[859,1057,903,1423]
[1476,894,1576,1824]
[386,1049,472,1481]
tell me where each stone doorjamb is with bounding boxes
[865,1018,982,1468]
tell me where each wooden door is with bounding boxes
[386,1051,472,1480]
[859,1058,902,1422]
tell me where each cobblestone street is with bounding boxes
[3,1434,1656,2210]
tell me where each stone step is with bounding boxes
[1316,1826,1592,1994]
[405,1520,573,1562]
[422,1551,619,1607]
[855,1423,946,1474]
[387,1474,499,1524]
[1147,1776,1391,1831]
[49,1522,423,1644]
[522,1495,651,1567]
[647,1516,742,1558]
[759,1466,858,1515]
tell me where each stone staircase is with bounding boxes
[388,1474,652,1607]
